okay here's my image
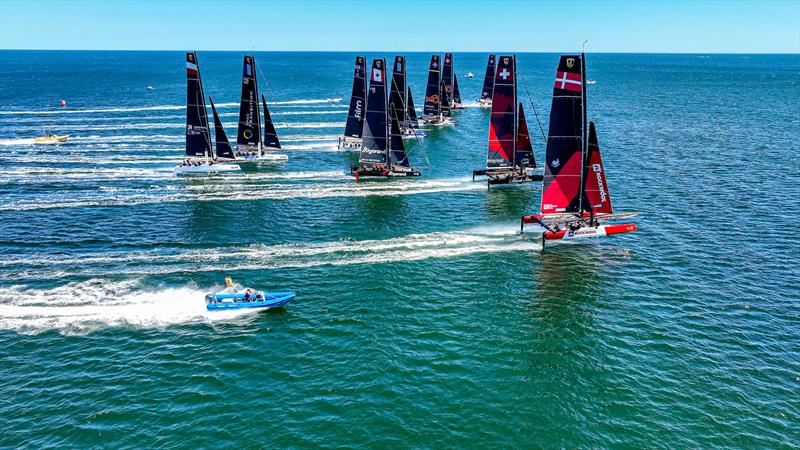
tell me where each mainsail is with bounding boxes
[261,95,281,149]
[388,105,410,168]
[486,55,516,168]
[423,55,441,117]
[185,52,211,158]
[209,97,235,160]
[453,75,462,107]
[541,54,585,215]
[407,87,419,129]
[344,56,367,138]
[515,102,534,168]
[389,56,407,127]
[480,54,496,101]
[442,52,454,108]
[582,121,613,214]
[440,79,452,117]
[359,59,388,167]
[237,55,261,149]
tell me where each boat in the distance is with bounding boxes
[175,52,240,176]
[388,56,425,138]
[235,55,288,162]
[338,56,367,150]
[473,55,542,187]
[465,71,474,78]
[421,55,453,126]
[521,53,637,241]
[206,277,296,311]
[34,133,69,144]
[477,54,496,107]
[352,59,421,179]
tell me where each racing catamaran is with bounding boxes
[421,55,453,126]
[235,55,287,162]
[352,59,421,179]
[443,53,463,110]
[338,56,367,150]
[175,52,240,175]
[389,56,426,138]
[473,55,542,186]
[520,53,637,241]
[477,54,496,107]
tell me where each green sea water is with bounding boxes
[0,51,798,447]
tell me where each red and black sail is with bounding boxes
[515,102,535,168]
[389,56,407,127]
[486,55,516,168]
[344,56,367,139]
[541,54,585,215]
[261,95,281,149]
[480,54,496,101]
[423,55,441,117]
[185,52,211,158]
[582,121,613,214]
[359,59,388,167]
[209,97,234,160]
[237,55,261,148]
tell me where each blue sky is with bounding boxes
[1,0,798,53]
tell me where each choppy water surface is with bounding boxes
[1,51,798,447]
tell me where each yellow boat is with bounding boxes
[34,134,69,144]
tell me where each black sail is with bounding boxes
[185,52,211,158]
[359,59,388,167]
[515,102,534,168]
[480,54,496,100]
[407,87,419,129]
[540,54,585,215]
[453,75,462,106]
[209,97,234,160]
[237,55,261,148]
[261,95,281,149]
[440,79,452,117]
[442,52,454,107]
[389,56,407,127]
[423,55,441,117]
[388,105,410,168]
[344,56,367,138]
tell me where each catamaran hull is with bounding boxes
[174,164,241,175]
[352,167,421,179]
[401,131,427,138]
[543,223,638,240]
[236,153,288,162]
[476,100,492,108]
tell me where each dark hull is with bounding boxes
[473,169,543,186]
[352,167,421,178]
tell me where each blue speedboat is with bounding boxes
[205,278,295,311]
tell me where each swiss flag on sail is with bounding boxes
[554,71,582,92]
[372,68,383,83]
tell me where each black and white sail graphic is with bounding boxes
[388,105,410,168]
[407,87,419,129]
[423,55,441,117]
[237,55,261,148]
[389,56,407,128]
[209,96,235,160]
[359,59,388,167]
[480,54,496,100]
[185,52,211,158]
[344,56,367,138]
[261,95,281,149]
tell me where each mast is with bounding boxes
[237,55,262,154]
[185,52,212,160]
[578,51,588,213]
[423,55,441,118]
[485,55,516,169]
[358,59,389,168]
[261,95,281,149]
[343,56,367,139]
[209,96,235,160]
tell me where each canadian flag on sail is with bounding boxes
[372,68,383,82]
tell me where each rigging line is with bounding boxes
[518,72,548,145]
[253,56,291,131]
[389,63,429,169]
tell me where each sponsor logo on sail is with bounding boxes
[593,163,607,203]
[566,58,575,68]
[372,68,383,82]
[503,57,510,65]
[354,99,363,119]
[551,158,560,168]
[425,95,439,104]
[243,129,252,139]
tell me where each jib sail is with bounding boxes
[582,121,613,214]
[185,52,211,158]
[516,102,535,168]
[261,95,281,149]
[407,87,419,129]
[209,97,234,160]
[388,105,410,168]
[453,75,462,107]
[237,55,261,148]
[541,54,585,215]
[480,54,496,101]
[423,55,441,117]
[344,56,367,138]
[486,55,516,168]
[389,56,407,127]
[359,59,388,167]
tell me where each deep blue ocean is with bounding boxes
[0,51,798,447]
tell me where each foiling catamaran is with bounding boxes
[176,52,240,175]
[421,55,454,126]
[338,56,367,150]
[442,53,463,110]
[473,55,543,187]
[352,59,421,179]
[477,54,496,107]
[235,55,288,162]
[520,53,638,241]
[388,55,425,138]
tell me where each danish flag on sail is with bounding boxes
[554,71,582,92]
